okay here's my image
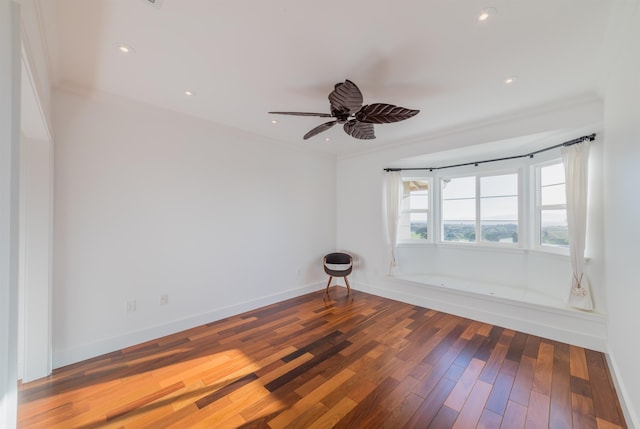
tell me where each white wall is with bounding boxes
[52,89,336,367]
[0,1,21,427]
[18,136,53,382]
[19,0,52,129]
[602,0,640,426]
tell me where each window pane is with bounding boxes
[442,176,475,199]
[398,212,428,240]
[480,173,518,244]
[481,222,518,243]
[399,179,429,241]
[481,196,518,220]
[541,183,566,206]
[541,209,569,247]
[402,180,429,210]
[481,174,518,197]
[442,177,476,243]
[410,194,428,209]
[541,163,565,186]
[443,221,475,242]
[442,199,475,221]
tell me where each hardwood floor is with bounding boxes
[18,288,627,428]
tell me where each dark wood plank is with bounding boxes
[477,408,503,429]
[501,400,527,429]
[475,326,504,362]
[509,355,536,406]
[332,376,400,429]
[585,349,625,427]
[571,375,593,398]
[479,330,513,384]
[572,392,597,429]
[406,378,457,428]
[505,331,528,363]
[379,392,425,429]
[525,389,550,429]
[550,341,573,429]
[264,340,351,392]
[485,359,518,415]
[452,379,492,428]
[428,404,458,428]
[532,340,554,396]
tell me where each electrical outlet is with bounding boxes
[126,300,136,312]
[160,294,168,305]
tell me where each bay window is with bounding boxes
[389,156,575,255]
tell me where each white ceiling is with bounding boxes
[37,0,615,156]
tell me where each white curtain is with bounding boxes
[383,171,402,274]
[562,141,593,310]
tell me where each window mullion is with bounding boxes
[476,176,481,243]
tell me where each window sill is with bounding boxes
[435,242,527,254]
[527,248,571,259]
[396,242,581,260]
[397,241,434,247]
[397,241,527,254]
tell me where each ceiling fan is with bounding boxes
[269,79,420,140]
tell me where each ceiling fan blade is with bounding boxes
[303,120,338,140]
[355,103,420,124]
[329,79,364,116]
[343,120,375,140]
[269,111,333,118]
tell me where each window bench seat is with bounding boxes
[355,273,607,351]
[395,273,575,310]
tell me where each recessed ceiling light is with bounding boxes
[504,76,518,85]
[325,137,330,142]
[271,120,278,124]
[477,7,497,22]
[184,90,195,96]
[117,44,135,54]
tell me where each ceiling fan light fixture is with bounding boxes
[477,7,497,22]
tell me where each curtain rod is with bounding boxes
[383,133,596,172]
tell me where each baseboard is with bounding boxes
[605,349,639,429]
[354,279,607,352]
[52,282,323,369]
